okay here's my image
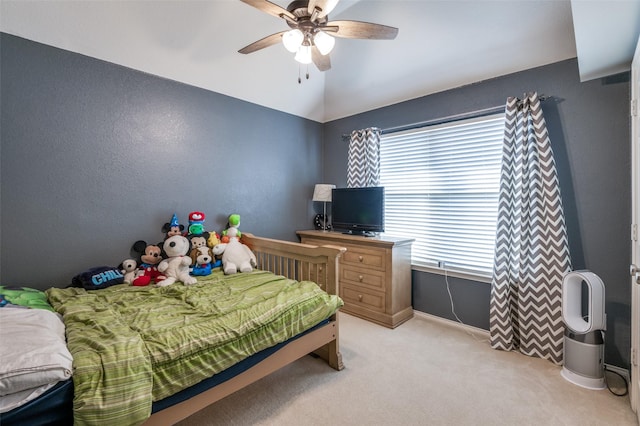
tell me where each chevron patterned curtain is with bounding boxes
[489,92,572,364]
[347,128,381,188]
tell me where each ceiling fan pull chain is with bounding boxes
[306,64,310,80]
[298,64,302,84]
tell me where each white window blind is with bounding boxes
[379,113,505,277]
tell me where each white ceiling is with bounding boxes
[1,1,639,123]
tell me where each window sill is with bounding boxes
[411,264,492,284]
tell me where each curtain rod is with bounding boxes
[342,94,550,140]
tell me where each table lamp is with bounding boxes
[312,184,335,231]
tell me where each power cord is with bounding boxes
[603,365,629,397]
[443,265,489,343]
[599,331,628,397]
[444,267,629,394]
[444,266,463,324]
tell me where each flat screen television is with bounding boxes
[331,186,384,236]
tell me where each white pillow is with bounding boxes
[0,307,73,401]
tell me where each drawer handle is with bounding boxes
[358,256,363,262]
[318,266,323,272]
[358,294,363,301]
[358,275,363,282]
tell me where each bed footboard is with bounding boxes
[144,234,345,425]
[145,321,341,426]
[243,233,345,370]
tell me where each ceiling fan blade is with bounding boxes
[238,31,286,54]
[324,20,399,40]
[311,46,331,72]
[240,0,296,21]
[308,0,339,19]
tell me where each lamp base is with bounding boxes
[313,214,331,231]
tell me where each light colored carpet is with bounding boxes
[178,312,637,426]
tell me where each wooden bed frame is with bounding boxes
[144,233,346,425]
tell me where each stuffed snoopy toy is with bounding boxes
[156,235,197,286]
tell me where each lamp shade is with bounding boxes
[312,184,335,202]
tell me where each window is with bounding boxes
[380,113,505,278]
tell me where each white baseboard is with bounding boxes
[604,363,630,384]
[413,312,630,384]
[413,310,490,338]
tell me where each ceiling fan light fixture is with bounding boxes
[282,29,304,53]
[314,31,335,55]
[294,44,312,64]
[239,0,399,73]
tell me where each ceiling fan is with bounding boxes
[238,0,398,75]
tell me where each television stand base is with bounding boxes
[342,231,377,237]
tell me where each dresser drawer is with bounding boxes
[341,285,385,313]
[341,266,385,291]
[341,246,386,271]
[300,237,384,270]
[297,230,414,329]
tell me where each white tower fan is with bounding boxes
[561,270,606,390]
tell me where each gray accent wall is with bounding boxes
[1,33,323,288]
[322,59,632,368]
[0,33,632,369]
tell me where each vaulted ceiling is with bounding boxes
[1,1,639,123]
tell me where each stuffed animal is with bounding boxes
[189,232,221,276]
[157,235,197,286]
[119,259,139,284]
[213,237,257,275]
[188,232,210,251]
[207,231,223,264]
[131,240,167,286]
[188,211,206,236]
[221,214,242,243]
[207,231,221,249]
[189,246,220,276]
[162,213,185,239]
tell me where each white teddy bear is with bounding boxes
[156,235,197,286]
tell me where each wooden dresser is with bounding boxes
[297,230,414,328]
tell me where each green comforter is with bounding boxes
[46,270,343,426]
